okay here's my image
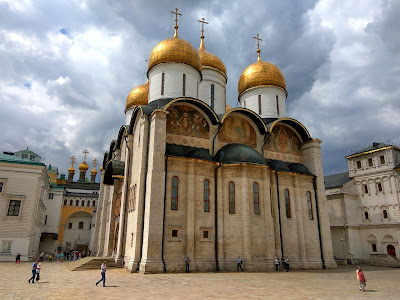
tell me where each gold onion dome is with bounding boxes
[147,37,202,74]
[126,81,149,110]
[238,59,286,95]
[79,161,89,171]
[198,38,226,77]
[68,166,75,172]
[90,167,97,174]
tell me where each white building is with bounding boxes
[0,151,48,261]
[325,142,400,265]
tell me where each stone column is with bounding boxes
[139,110,167,273]
[186,161,195,267]
[92,169,105,255]
[302,139,336,268]
[97,184,110,257]
[293,176,307,267]
[271,171,282,257]
[104,179,120,256]
[217,166,225,269]
[241,165,252,269]
[263,168,275,270]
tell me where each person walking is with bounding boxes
[237,256,244,271]
[36,263,41,282]
[40,252,44,262]
[28,260,39,283]
[274,257,280,271]
[96,261,107,287]
[49,254,52,263]
[185,257,191,273]
[285,256,290,272]
[16,252,21,264]
[358,268,367,292]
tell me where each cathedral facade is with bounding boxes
[93,12,336,273]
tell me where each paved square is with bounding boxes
[1,262,399,299]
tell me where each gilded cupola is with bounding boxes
[126,81,149,110]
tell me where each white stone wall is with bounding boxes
[198,68,226,115]
[239,86,287,118]
[62,212,93,250]
[148,64,201,102]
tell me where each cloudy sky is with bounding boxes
[1,0,399,181]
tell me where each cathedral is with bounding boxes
[93,9,336,273]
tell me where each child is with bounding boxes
[36,263,41,281]
[358,268,367,292]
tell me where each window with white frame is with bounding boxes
[7,200,21,216]
[2,241,12,253]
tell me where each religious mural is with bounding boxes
[266,124,301,155]
[166,105,210,139]
[218,116,257,148]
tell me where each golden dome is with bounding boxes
[126,81,149,110]
[238,60,286,95]
[68,166,75,172]
[147,37,202,74]
[79,161,89,171]
[90,167,98,174]
[198,38,226,78]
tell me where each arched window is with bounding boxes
[171,176,178,210]
[307,191,313,220]
[387,244,396,257]
[182,74,186,96]
[276,95,280,115]
[204,179,210,212]
[210,84,215,109]
[87,201,90,207]
[258,95,262,114]
[81,200,85,206]
[383,210,388,218]
[76,200,79,206]
[161,72,165,95]
[70,200,73,206]
[68,223,72,229]
[92,200,96,207]
[64,199,67,206]
[79,222,84,229]
[253,182,260,214]
[372,244,377,252]
[364,211,369,220]
[229,181,235,214]
[284,189,291,218]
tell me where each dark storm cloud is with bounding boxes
[0,0,399,179]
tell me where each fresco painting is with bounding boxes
[266,124,301,155]
[219,116,257,147]
[166,105,210,139]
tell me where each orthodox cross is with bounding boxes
[171,8,182,37]
[70,156,76,165]
[198,17,208,38]
[92,158,98,168]
[82,149,89,161]
[253,33,262,60]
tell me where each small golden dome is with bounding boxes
[148,37,202,74]
[90,167,98,174]
[226,104,232,112]
[126,81,149,110]
[238,60,286,95]
[79,161,89,171]
[198,38,226,78]
[68,166,75,172]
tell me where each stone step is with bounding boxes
[64,257,123,271]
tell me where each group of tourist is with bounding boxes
[274,256,291,271]
[29,249,91,264]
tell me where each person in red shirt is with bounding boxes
[357,267,367,292]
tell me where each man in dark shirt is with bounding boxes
[28,260,39,283]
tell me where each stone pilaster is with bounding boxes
[186,161,195,265]
[92,169,105,255]
[263,168,275,269]
[271,171,282,258]
[293,176,307,267]
[241,166,252,269]
[97,185,110,257]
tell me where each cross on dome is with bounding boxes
[198,17,208,38]
[70,156,76,165]
[82,149,89,161]
[171,8,182,38]
[253,33,263,61]
[92,158,98,168]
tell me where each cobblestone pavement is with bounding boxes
[1,262,400,299]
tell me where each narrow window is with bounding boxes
[229,181,235,214]
[0,182,3,193]
[363,185,369,194]
[276,95,280,115]
[364,211,369,219]
[182,74,186,96]
[243,100,246,108]
[92,200,96,207]
[171,229,178,238]
[203,230,209,239]
[307,191,314,220]
[70,200,73,206]
[253,182,260,214]
[44,215,48,225]
[81,200,85,206]
[171,176,178,210]
[368,158,373,167]
[161,72,165,95]
[89,224,92,230]
[131,233,134,247]
[380,156,385,164]
[64,200,67,206]
[48,193,54,199]
[356,161,362,169]
[210,84,215,109]
[87,201,90,207]
[377,183,383,192]
[258,95,262,114]
[383,210,388,218]
[68,223,72,229]
[76,200,79,206]
[79,222,84,229]
[372,244,377,252]
[204,179,210,212]
[7,200,21,216]
[284,189,291,218]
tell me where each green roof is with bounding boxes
[324,172,351,189]
[347,142,392,158]
[0,153,45,166]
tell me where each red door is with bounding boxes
[387,244,396,257]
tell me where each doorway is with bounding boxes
[387,244,396,257]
